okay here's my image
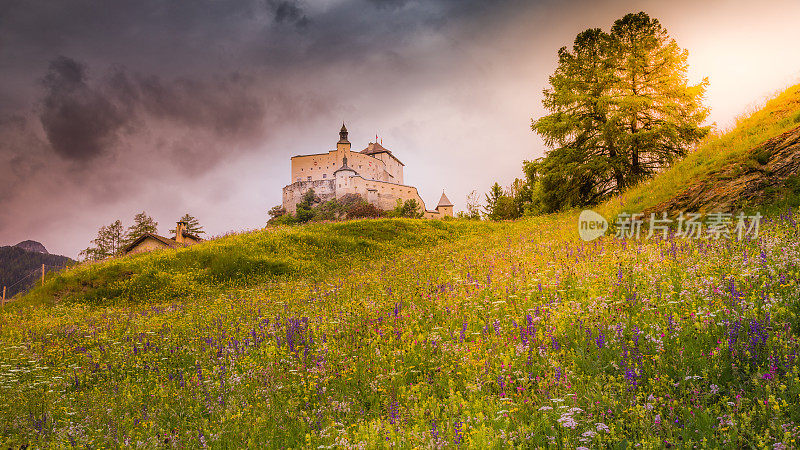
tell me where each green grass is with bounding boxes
[2,211,800,447]
[19,219,464,308]
[597,82,800,218]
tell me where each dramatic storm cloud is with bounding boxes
[1,0,799,257]
[39,57,127,161]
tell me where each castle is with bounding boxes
[282,124,453,219]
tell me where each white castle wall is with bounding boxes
[281,127,451,218]
[282,179,336,213]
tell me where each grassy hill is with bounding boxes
[2,85,800,447]
[599,83,800,218]
[18,220,461,308]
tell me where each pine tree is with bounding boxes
[609,12,710,184]
[484,182,520,221]
[528,12,709,212]
[169,214,205,236]
[123,211,158,247]
[78,246,104,262]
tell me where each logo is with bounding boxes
[578,210,608,241]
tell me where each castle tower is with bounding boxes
[436,191,454,217]
[333,155,357,195]
[337,123,351,164]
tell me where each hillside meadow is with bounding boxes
[598,83,800,219]
[2,211,800,448]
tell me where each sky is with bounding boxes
[1,0,799,258]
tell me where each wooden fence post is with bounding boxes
[42,264,45,286]
[2,286,5,308]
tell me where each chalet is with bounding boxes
[123,221,202,256]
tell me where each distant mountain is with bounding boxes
[0,243,73,299]
[14,240,49,254]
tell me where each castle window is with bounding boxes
[323,174,327,178]
[307,176,311,180]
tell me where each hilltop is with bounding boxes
[1,84,800,447]
[18,219,463,307]
[14,240,49,254]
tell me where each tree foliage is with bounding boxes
[268,192,384,225]
[387,199,423,219]
[456,191,482,220]
[169,214,205,236]
[80,220,125,261]
[123,212,158,247]
[527,12,710,213]
[483,182,522,221]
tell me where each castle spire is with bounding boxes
[339,123,349,144]
[437,191,453,208]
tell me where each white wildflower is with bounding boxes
[557,414,578,429]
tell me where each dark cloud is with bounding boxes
[36,56,273,170]
[269,0,309,28]
[108,70,266,140]
[365,0,413,10]
[39,57,127,160]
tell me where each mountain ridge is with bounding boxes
[0,243,73,299]
[13,240,49,254]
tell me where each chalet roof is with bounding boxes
[122,233,180,253]
[437,192,453,208]
[179,230,203,242]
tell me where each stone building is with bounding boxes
[282,124,453,218]
[123,221,203,255]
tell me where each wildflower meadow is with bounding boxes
[2,211,800,448]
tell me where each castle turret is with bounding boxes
[337,123,351,164]
[436,191,454,217]
[334,155,357,194]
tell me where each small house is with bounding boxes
[123,221,202,256]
